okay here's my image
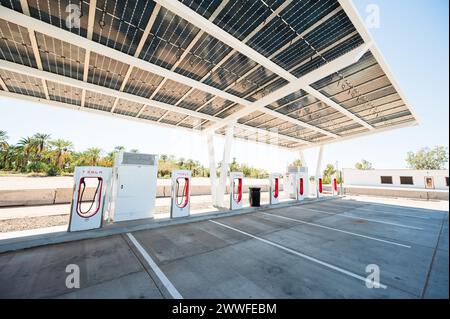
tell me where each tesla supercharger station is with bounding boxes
[269,173,282,205]
[170,170,191,218]
[109,152,158,222]
[316,175,324,198]
[230,172,243,210]
[286,166,308,200]
[68,166,112,232]
[332,175,338,196]
[297,171,309,201]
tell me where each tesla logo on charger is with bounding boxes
[81,170,103,174]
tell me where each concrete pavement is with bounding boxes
[0,197,447,298]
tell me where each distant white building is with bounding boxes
[342,169,449,190]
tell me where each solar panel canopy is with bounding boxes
[0,0,418,150]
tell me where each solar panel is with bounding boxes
[0,19,37,68]
[47,80,82,105]
[0,69,45,98]
[0,0,418,150]
[93,0,155,55]
[36,32,85,80]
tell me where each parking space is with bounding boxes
[0,235,164,298]
[0,198,447,298]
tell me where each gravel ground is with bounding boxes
[0,215,70,233]
[0,202,217,233]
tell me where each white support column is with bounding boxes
[315,146,324,198]
[215,125,234,208]
[207,133,217,206]
[299,150,306,167]
[315,146,324,178]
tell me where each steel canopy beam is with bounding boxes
[154,0,297,82]
[151,0,229,122]
[205,45,368,136]
[19,0,49,100]
[0,60,309,147]
[233,123,312,146]
[113,3,161,114]
[338,0,419,123]
[0,6,250,107]
[297,120,418,150]
[81,0,97,108]
[0,5,327,141]
[302,86,374,130]
[175,0,293,126]
[0,90,301,151]
[0,59,217,123]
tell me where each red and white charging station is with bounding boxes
[170,170,191,218]
[68,166,112,232]
[296,171,308,201]
[269,173,281,205]
[316,175,324,198]
[230,172,243,210]
[332,175,338,196]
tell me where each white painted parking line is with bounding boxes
[209,219,388,289]
[315,202,433,219]
[299,207,424,230]
[126,233,183,299]
[260,212,411,248]
[337,200,448,213]
[349,207,432,220]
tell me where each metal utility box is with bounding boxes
[109,152,158,222]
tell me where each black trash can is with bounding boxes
[249,187,261,207]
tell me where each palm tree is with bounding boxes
[49,139,74,168]
[355,159,373,170]
[185,159,195,171]
[83,147,102,166]
[177,157,185,169]
[129,148,139,153]
[0,145,15,169]
[10,145,25,171]
[17,137,36,170]
[323,164,336,184]
[100,151,116,167]
[0,130,8,150]
[32,133,51,155]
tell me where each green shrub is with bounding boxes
[46,165,61,176]
[27,161,48,173]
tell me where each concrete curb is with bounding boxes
[0,196,339,254]
[0,184,283,207]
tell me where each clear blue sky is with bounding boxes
[0,0,448,172]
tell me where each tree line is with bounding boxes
[0,131,269,178]
[1,131,447,179]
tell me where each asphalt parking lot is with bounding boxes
[0,198,448,298]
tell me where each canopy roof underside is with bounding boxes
[0,0,418,150]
